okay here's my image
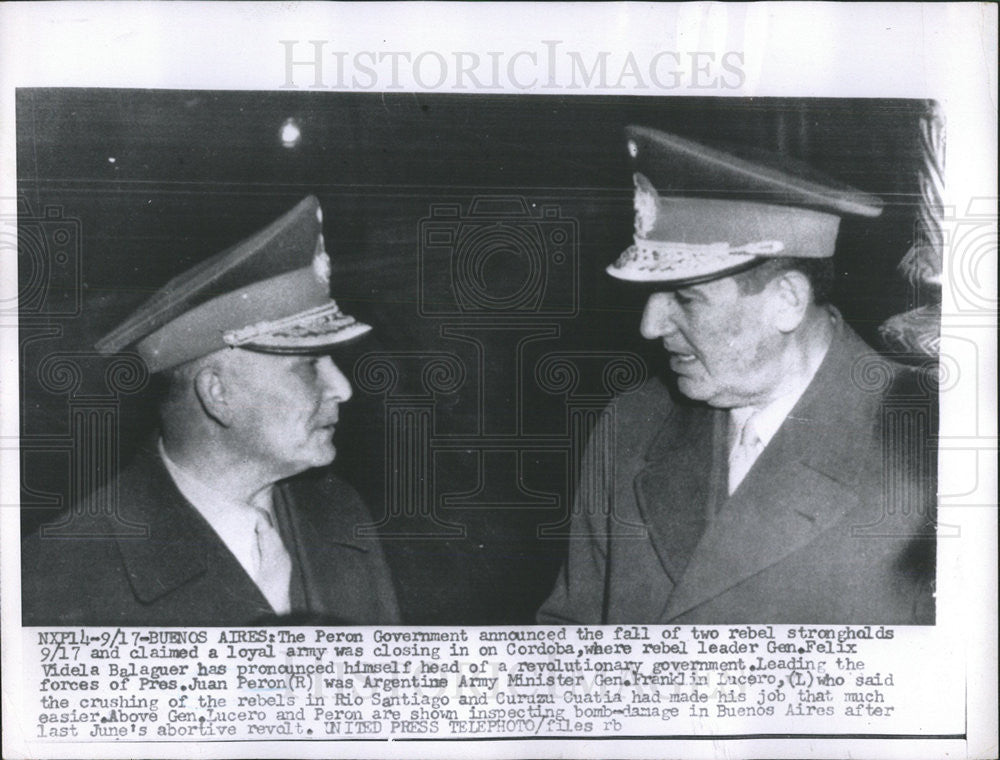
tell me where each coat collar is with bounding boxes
[113,439,369,613]
[278,471,373,621]
[112,441,267,607]
[634,401,726,585]
[281,469,371,553]
[634,319,883,621]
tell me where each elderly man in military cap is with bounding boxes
[23,197,400,625]
[538,127,936,625]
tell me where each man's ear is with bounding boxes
[193,365,233,427]
[770,269,811,333]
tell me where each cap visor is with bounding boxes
[225,301,372,354]
[606,256,767,289]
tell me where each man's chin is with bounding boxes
[676,376,710,402]
[315,446,337,468]
[298,443,337,472]
[675,379,734,409]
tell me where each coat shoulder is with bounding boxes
[285,468,402,623]
[21,508,132,626]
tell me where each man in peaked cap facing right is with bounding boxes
[538,127,937,625]
[23,196,400,626]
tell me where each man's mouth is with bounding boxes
[670,352,697,363]
[664,344,697,364]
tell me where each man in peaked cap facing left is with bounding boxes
[23,196,400,626]
[538,127,937,625]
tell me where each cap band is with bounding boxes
[224,300,370,351]
[608,238,785,283]
[608,171,842,285]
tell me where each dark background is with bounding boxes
[17,90,930,624]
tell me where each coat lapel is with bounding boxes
[282,474,374,623]
[113,443,272,615]
[112,442,391,624]
[633,402,724,584]
[661,322,880,621]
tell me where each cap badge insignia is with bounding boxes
[313,242,331,285]
[633,173,658,238]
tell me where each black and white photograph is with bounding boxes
[16,92,941,627]
[1,4,995,760]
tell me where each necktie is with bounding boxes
[250,492,292,615]
[728,410,764,495]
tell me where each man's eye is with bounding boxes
[674,291,693,306]
[295,358,320,377]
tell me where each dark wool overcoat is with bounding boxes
[23,441,400,626]
[539,319,937,624]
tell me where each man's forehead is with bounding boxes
[219,347,318,372]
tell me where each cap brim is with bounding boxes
[241,323,373,354]
[606,256,767,290]
[224,300,372,354]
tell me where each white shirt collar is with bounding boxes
[728,341,830,450]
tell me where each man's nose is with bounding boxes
[640,292,678,339]
[316,356,353,402]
